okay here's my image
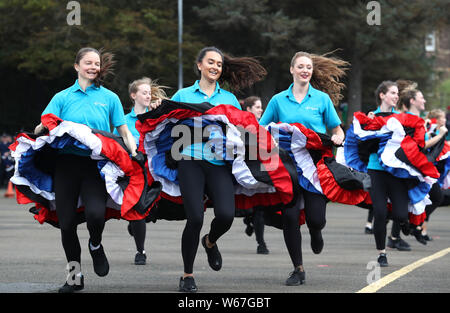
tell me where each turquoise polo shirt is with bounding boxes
[367,107,399,171]
[42,80,125,132]
[259,84,341,133]
[171,80,241,110]
[113,108,143,146]
[171,81,241,165]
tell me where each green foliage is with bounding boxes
[0,0,449,132]
[428,79,450,110]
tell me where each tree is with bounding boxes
[280,0,449,127]
[191,0,317,103]
[0,0,204,132]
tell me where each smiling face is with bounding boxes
[74,51,100,83]
[410,91,426,112]
[131,83,152,109]
[436,114,446,127]
[380,85,399,109]
[290,56,313,85]
[247,100,263,119]
[197,51,223,83]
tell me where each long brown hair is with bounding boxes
[75,47,115,87]
[290,51,349,106]
[195,46,267,92]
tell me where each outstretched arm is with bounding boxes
[116,124,137,156]
[330,125,345,146]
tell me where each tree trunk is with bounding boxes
[346,52,363,128]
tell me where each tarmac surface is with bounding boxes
[1,188,449,294]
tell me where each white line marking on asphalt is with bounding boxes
[357,247,450,293]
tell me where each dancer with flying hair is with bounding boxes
[152,46,268,292]
[260,51,348,285]
[33,47,139,292]
[114,77,168,265]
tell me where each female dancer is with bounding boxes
[366,81,413,266]
[34,47,137,292]
[423,109,448,240]
[397,82,446,244]
[242,96,263,120]
[115,77,167,265]
[259,51,347,285]
[241,96,269,254]
[171,46,266,292]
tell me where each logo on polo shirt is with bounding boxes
[93,101,107,107]
[305,106,319,111]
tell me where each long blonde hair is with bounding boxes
[128,77,168,104]
[290,51,349,106]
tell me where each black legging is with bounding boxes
[178,159,235,274]
[367,208,374,223]
[368,170,409,250]
[425,182,443,222]
[129,219,146,253]
[282,189,327,268]
[253,210,265,246]
[389,184,442,237]
[54,154,107,263]
[390,221,402,238]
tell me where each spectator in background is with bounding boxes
[240,96,269,255]
[0,134,14,187]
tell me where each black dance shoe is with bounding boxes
[285,267,306,286]
[179,276,198,293]
[58,275,84,293]
[387,236,411,251]
[134,251,147,265]
[412,228,427,245]
[88,240,110,277]
[201,234,222,271]
[257,243,269,255]
[377,253,388,267]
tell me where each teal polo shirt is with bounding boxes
[114,108,143,146]
[171,80,241,109]
[171,81,241,165]
[367,107,399,171]
[259,84,341,133]
[42,80,125,132]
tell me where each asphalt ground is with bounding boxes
[1,188,449,297]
